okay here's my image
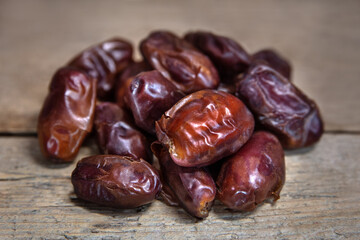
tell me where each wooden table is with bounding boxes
[1,0,359,239]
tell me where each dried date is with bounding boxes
[37,67,96,163]
[155,89,254,167]
[140,31,219,93]
[217,131,285,211]
[236,63,323,149]
[126,70,185,134]
[152,143,216,218]
[94,102,152,162]
[184,31,251,81]
[71,155,162,208]
[115,61,152,109]
[252,49,291,80]
[68,38,133,99]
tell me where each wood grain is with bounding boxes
[0,134,359,239]
[1,0,360,133]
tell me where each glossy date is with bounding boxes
[68,38,133,99]
[252,49,291,80]
[184,31,251,81]
[115,61,152,109]
[94,102,152,162]
[155,89,254,167]
[140,31,219,93]
[152,143,216,218]
[217,131,285,211]
[236,63,323,149]
[126,70,184,134]
[71,155,162,208]
[37,67,96,163]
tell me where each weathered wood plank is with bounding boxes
[1,0,360,133]
[0,134,359,239]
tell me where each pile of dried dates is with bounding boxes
[37,30,323,218]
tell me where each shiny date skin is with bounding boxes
[156,89,254,167]
[140,31,219,94]
[252,49,292,80]
[184,31,251,81]
[126,70,185,134]
[71,155,162,208]
[68,38,133,99]
[236,63,324,149]
[94,102,152,162]
[152,143,216,218]
[37,67,96,163]
[115,61,152,109]
[217,131,285,211]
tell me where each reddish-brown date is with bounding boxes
[126,70,185,134]
[115,61,152,109]
[37,67,96,163]
[236,63,323,149]
[155,89,254,167]
[94,102,152,162]
[252,49,292,80]
[152,143,216,218]
[140,31,219,93]
[184,31,251,81]
[217,131,285,211]
[71,155,162,208]
[68,38,133,99]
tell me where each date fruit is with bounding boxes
[71,155,162,208]
[155,89,254,167]
[236,63,323,149]
[37,67,96,163]
[140,31,219,93]
[126,70,185,134]
[152,143,216,218]
[68,38,133,99]
[94,102,152,162]
[217,131,285,211]
[184,31,251,81]
[252,49,291,80]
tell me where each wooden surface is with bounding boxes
[1,0,360,239]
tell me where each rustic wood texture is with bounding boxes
[0,134,359,239]
[1,0,360,132]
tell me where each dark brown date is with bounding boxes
[115,61,152,109]
[236,63,323,149]
[152,143,216,218]
[140,31,219,93]
[71,155,162,208]
[217,131,285,211]
[252,49,292,80]
[126,70,185,134]
[37,67,96,163]
[155,89,254,167]
[94,102,152,162]
[68,38,133,99]
[184,31,251,81]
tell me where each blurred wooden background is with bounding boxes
[0,0,359,239]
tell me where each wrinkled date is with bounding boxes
[94,102,152,162]
[115,61,152,108]
[68,38,133,99]
[184,31,251,81]
[236,63,323,149]
[126,70,185,134]
[217,131,285,211]
[71,155,162,208]
[152,143,216,218]
[252,49,292,80]
[156,89,254,167]
[140,31,219,93]
[37,67,96,163]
